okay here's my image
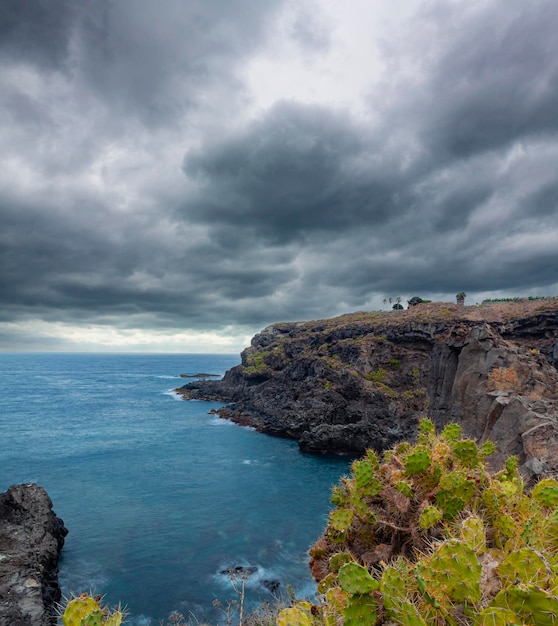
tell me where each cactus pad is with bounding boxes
[343,594,378,626]
[461,516,486,554]
[276,607,312,626]
[404,446,432,476]
[504,456,519,478]
[419,505,443,530]
[441,423,462,441]
[418,417,436,436]
[474,606,520,625]
[497,548,551,586]
[81,612,103,626]
[104,615,123,626]
[338,562,379,594]
[435,490,466,518]
[62,596,101,626]
[353,459,382,496]
[480,440,497,457]
[330,485,349,508]
[329,552,354,573]
[492,585,558,626]
[396,480,414,498]
[532,478,558,509]
[329,508,354,532]
[416,539,481,604]
[453,439,480,468]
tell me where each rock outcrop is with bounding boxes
[0,484,68,626]
[177,300,558,482]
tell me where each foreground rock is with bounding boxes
[177,300,558,481]
[0,484,68,626]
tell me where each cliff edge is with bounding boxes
[177,300,558,482]
[0,484,68,626]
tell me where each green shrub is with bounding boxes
[244,351,269,375]
[364,368,387,383]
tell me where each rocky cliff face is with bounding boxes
[178,300,558,482]
[0,484,68,626]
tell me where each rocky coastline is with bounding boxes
[0,484,68,626]
[177,300,558,482]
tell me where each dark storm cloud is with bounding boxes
[183,101,400,244]
[1,0,558,349]
[388,0,558,160]
[0,0,74,68]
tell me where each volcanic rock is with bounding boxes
[0,484,68,626]
[176,300,558,480]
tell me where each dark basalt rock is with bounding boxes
[178,373,220,378]
[219,565,258,577]
[176,301,558,481]
[261,579,281,593]
[0,484,68,626]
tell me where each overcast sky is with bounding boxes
[1,0,557,353]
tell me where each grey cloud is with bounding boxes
[411,0,558,159]
[290,4,331,51]
[1,0,284,128]
[183,101,402,244]
[2,0,558,349]
[73,0,285,126]
[0,0,74,69]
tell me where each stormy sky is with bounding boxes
[1,0,557,352]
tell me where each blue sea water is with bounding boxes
[0,353,351,624]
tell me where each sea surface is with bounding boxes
[0,353,351,624]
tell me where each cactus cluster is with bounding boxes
[279,418,558,625]
[59,594,125,626]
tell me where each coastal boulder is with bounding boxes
[0,484,68,626]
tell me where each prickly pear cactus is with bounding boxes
[62,596,101,626]
[60,594,125,626]
[278,418,558,626]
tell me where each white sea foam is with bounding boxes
[209,416,235,426]
[162,389,183,400]
[212,562,282,592]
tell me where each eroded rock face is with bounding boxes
[0,484,68,626]
[428,322,558,480]
[177,301,558,480]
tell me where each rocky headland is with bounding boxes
[0,484,68,626]
[177,299,558,482]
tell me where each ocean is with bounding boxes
[0,353,351,624]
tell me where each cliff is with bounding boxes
[177,300,558,482]
[0,484,68,626]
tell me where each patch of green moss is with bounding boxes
[365,368,387,383]
[375,381,397,398]
[244,351,269,375]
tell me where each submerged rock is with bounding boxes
[177,300,558,481]
[0,484,68,626]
